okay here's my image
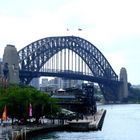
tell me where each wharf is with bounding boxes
[0,109,106,140]
[67,109,106,131]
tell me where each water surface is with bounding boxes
[28,104,140,140]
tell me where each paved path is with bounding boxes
[0,125,12,139]
[0,110,106,139]
[0,123,64,140]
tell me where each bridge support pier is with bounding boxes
[3,45,19,84]
[119,67,128,102]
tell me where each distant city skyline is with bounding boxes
[0,0,140,84]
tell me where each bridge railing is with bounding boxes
[39,68,93,77]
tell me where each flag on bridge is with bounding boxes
[2,105,7,121]
[78,28,82,31]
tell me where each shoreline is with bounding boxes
[0,109,106,140]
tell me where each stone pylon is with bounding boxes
[3,45,19,84]
[119,67,128,101]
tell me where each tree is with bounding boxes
[0,84,60,124]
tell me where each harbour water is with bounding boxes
[28,104,140,140]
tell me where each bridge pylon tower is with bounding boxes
[3,45,19,84]
[119,67,128,101]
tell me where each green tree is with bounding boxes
[0,84,60,124]
[128,86,140,103]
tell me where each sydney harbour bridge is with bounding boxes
[1,36,128,102]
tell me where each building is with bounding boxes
[30,78,40,89]
[41,78,48,87]
[48,77,83,90]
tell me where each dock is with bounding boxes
[67,109,106,131]
[0,109,106,139]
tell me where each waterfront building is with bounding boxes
[51,83,97,114]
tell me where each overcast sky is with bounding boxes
[0,0,140,85]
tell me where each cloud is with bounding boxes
[0,0,140,84]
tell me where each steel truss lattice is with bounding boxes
[18,36,120,101]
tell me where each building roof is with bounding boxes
[52,95,75,99]
[57,88,65,92]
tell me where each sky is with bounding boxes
[0,0,140,85]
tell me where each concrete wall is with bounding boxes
[3,45,19,84]
[119,67,128,101]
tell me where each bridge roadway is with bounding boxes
[19,70,121,86]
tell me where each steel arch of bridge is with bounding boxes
[18,36,119,101]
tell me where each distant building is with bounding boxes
[39,77,84,92]
[30,78,40,89]
[48,78,60,90]
[41,78,48,87]
[62,78,83,89]
[48,77,83,90]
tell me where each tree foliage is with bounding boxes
[0,85,60,124]
[128,86,140,102]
